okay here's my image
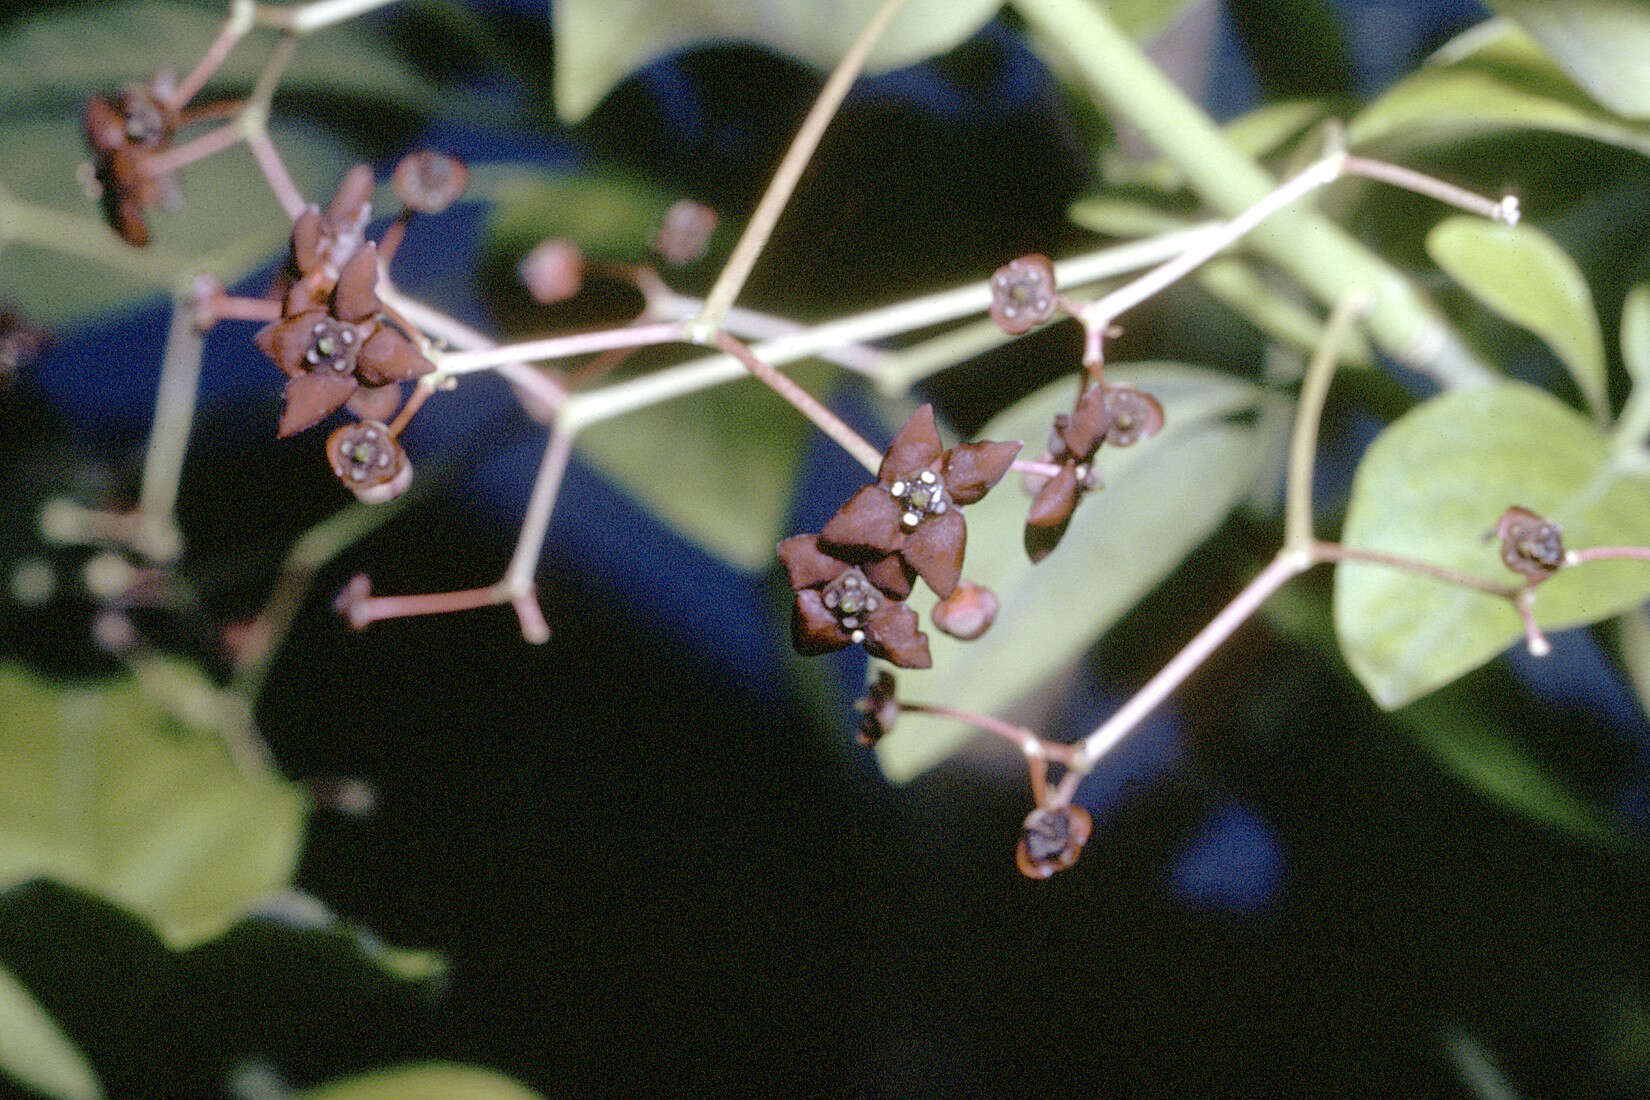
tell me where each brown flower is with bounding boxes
[1495,506,1565,582]
[932,580,998,641]
[820,404,1019,600]
[286,164,377,291]
[989,254,1059,335]
[327,420,412,503]
[256,243,432,437]
[853,670,901,746]
[1015,804,1093,879]
[777,535,932,669]
[391,151,468,214]
[81,76,184,247]
[1023,382,1164,563]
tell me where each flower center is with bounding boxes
[822,569,882,643]
[334,423,395,484]
[306,319,360,374]
[886,468,950,530]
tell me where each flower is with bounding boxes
[653,199,718,265]
[256,243,432,437]
[1015,804,1092,879]
[777,535,932,668]
[989,254,1059,335]
[931,580,998,640]
[285,164,377,291]
[391,150,468,214]
[819,404,1019,600]
[80,74,184,247]
[327,420,412,503]
[1495,506,1565,581]
[853,670,900,745]
[1023,382,1163,563]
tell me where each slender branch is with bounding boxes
[713,332,883,473]
[1312,541,1518,597]
[501,425,576,637]
[133,290,203,562]
[1285,290,1372,549]
[691,0,907,338]
[434,322,686,376]
[143,124,245,178]
[1076,154,1514,370]
[167,0,255,109]
[1056,550,1308,803]
[1567,545,1650,565]
[902,700,1075,766]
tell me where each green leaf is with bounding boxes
[0,113,349,324]
[552,0,1002,121]
[1102,0,1208,43]
[1426,217,1607,421]
[577,364,832,571]
[1347,19,1650,158]
[1624,283,1650,392]
[0,0,452,119]
[1397,691,1635,852]
[1067,195,1191,237]
[1486,0,1650,119]
[1335,383,1650,708]
[0,659,306,948]
[876,363,1273,781]
[298,1063,545,1100]
[0,961,103,1100]
[1611,284,1650,447]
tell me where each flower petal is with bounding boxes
[821,485,905,555]
[862,553,916,600]
[1024,465,1078,564]
[347,382,403,423]
[355,326,432,386]
[290,207,323,273]
[1060,384,1110,458]
[792,590,852,655]
[261,309,330,377]
[942,439,1021,504]
[777,534,849,591]
[900,507,965,598]
[863,602,932,669]
[878,403,944,483]
[278,371,357,437]
[334,243,382,323]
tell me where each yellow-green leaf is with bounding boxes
[1348,19,1650,157]
[1335,383,1650,708]
[552,0,1002,122]
[1486,0,1650,119]
[0,962,103,1100]
[0,660,306,948]
[1427,217,1607,421]
[877,363,1273,780]
[299,1063,544,1100]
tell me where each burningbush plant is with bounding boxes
[3,0,1650,1094]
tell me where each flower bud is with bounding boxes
[518,238,585,305]
[931,580,998,640]
[1015,805,1092,879]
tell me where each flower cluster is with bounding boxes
[778,405,1019,668]
[1023,381,1163,562]
[1495,506,1565,582]
[255,166,438,439]
[81,71,186,247]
